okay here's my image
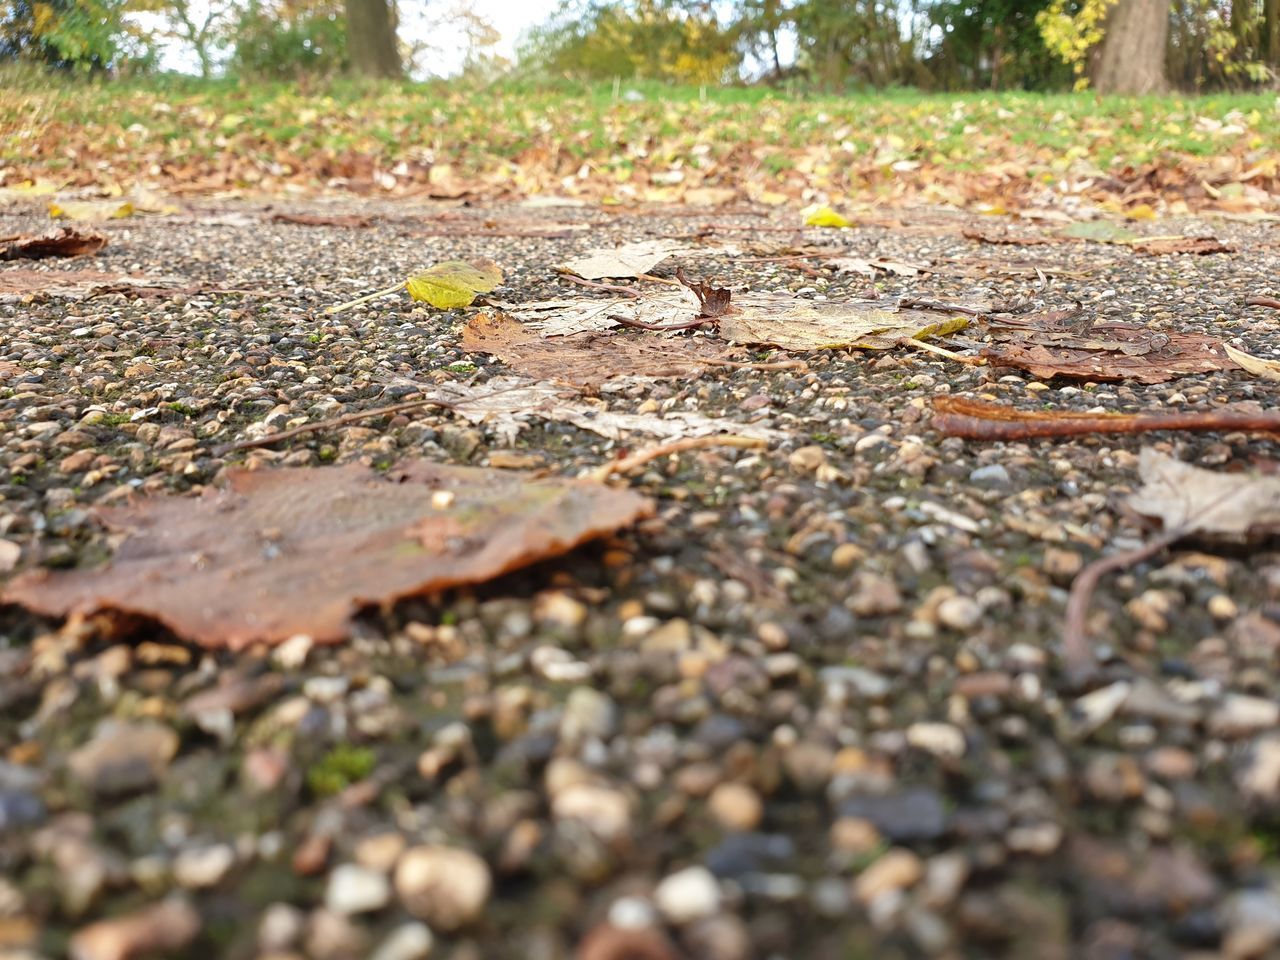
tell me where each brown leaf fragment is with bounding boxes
[0,227,107,259]
[0,268,128,296]
[930,397,1280,440]
[460,312,736,387]
[675,266,732,318]
[1131,236,1234,255]
[962,228,1066,246]
[2,461,653,650]
[981,319,1233,384]
[1128,448,1280,542]
[271,212,373,228]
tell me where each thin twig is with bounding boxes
[586,435,766,483]
[213,396,458,457]
[637,273,683,286]
[1062,528,1185,682]
[556,272,643,298]
[1246,296,1280,310]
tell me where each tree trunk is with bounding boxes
[1264,0,1279,67]
[344,0,401,78]
[1093,0,1169,94]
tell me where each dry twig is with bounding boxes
[587,435,766,483]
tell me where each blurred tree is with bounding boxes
[926,0,1068,88]
[344,0,399,76]
[0,0,153,70]
[231,0,348,77]
[1092,0,1169,92]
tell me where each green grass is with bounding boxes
[1,71,1276,202]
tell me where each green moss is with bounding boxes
[306,745,376,797]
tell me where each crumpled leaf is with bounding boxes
[558,240,685,280]
[1060,220,1138,243]
[0,269,189,299]
[48,199,135,221]
[461,312,736,387]
[982,316,1233,384]
[406,259,503,308]
[407,376,787,445]
[1131,236,1234,255]
[1224,343,1280,382]
[675,266,732,318]
[511,286,967,349]
[804,206,852,228]
[0,227,107,260]
[273,212,373,228]
[2,460,653,649]
[1128,448,1280,543]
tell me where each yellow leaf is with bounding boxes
[1125,204,1157,220]
[804,205,852,228]
[406,259,503,309]
[1,179,61,197]
[49,200,135,221]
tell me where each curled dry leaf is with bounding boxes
[1128,448,1280,543]
[271,212,373,228]
[558,240,686,280]
[1223,343,1280,382]
[1131,236,1234,255]
[460,312,737,387]
[2,461,653,649]
[0,227,107,260]
[675,266,732,318]
[982,316,1234,384]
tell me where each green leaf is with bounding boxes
[406,259,504,309]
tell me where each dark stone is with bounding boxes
[838,788,947,842]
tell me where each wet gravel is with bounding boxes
[2,195,1280,959]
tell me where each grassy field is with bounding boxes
[2,72,1278,207]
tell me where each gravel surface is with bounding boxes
[2,195,1280,959]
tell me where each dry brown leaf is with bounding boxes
[982,317,1233,384]
[1131,237,1234,255]
[2,461,653,649]
[272,212,373,228]
[962,228,1066,246]
[0,269,189,299]
[0,227,107,260]
[460,312,735,387]
[1128,448,1280,542]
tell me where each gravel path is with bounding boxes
[2,195,1280,960]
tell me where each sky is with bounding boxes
[424,0,563,72]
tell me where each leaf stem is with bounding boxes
[324,281,406,315]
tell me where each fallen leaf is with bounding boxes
[0,179,62,198]
[0,227,107,260]
[1131,236,1234,255]
[1128,448,1280,542]
[461,312,735,387]
[559,240,685,280]
[962,228,1066,246]
[0,269,192,299]
[513,286,966,349]
[417,376,786,445]
[675,266,732,318]
[406,259,503,309]
[804,206,852,228]
[272,212,373,228]
[1224,343,1280,382]
[1060,221,1138,243]
[982,315,1233,384]
[2,460,653,649]
[48,199,135,221]
[717,299,968,350]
